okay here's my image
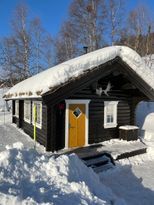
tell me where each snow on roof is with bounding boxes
[4,46,154,99]
[143,54,154,72]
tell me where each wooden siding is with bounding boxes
[13,100,47,147]
[43,58,150,151]
[71,86,131,145]
[50,83,132,150]
[12,57,152,151]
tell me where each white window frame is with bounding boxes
[104,101,118,128]
[32,101,42,129]
[15,100,19,117]
[24,100,31,123]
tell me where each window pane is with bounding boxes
[110,115,113,123]
[107,115,111,123]
[24,101,31,121]
[33,102,42,127]
[106,105,114,115]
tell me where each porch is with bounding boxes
[57,139,147,172]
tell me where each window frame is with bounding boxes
[24,100,31,123]
[104,101,118,128]
[32,101,42,129]
[15,100,19,117]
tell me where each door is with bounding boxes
[68,104,86,148]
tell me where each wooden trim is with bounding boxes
[43,57,154,106]
[65,99,90,149]
[24,100,31,123]
[32,101,42,129]
[15,100,19,117]
[42,59,118,105]
[104,101,119,128]
[117,59,154,100]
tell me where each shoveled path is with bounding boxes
[0,123,44,152]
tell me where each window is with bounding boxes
[73,107,82,118]
[24,100,31,123]
[32,101,42,128]
[104,101,118,128]
[15,100,19,117]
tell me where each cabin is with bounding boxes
[4,46,154,152]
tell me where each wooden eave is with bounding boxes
[42,56,154,104]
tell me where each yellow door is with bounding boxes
[68,104,86,148]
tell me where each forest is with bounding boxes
[0,0,154,86]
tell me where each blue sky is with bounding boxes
[0,0,154,38]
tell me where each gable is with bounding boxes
[4,46,154,100]
[43,57,153,105]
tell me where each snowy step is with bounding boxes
[82,152,115,173]
[116,147,147,160]
[84,155,110,167]
[93,163,114,173]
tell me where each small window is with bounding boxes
[15,100,19,117]
[104,101,118,128]
[32,101,42,128]
[73,107,82,118]
[24,100,31,123]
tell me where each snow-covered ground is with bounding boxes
[0,88,11,125]
[1,87,154,204]
[99,143,154,205]
[0,142,126,205]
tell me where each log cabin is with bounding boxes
[4,46,154,151]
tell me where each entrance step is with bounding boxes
[81,152,115,173]
[57,140,147,173]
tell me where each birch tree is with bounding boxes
[1,4,53,84]
[106,0,125,45]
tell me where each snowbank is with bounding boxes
[4,46,154,99]
[0,88,11,112]
[0,88,11,125]
[136,101,154,139]
[0,142,126,205]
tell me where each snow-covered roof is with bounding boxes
[4,46,154,99]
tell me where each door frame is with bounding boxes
[65,99,90,149]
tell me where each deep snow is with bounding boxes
[0,142,126,205]
[99,144,154,205]
[1,84,154,205]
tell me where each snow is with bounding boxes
[0,123,45,152]
[1,124,154,205]
[99,147,154,205]
[118,125,139,130]
[0,88,11,125]
[136,101,154,138]
[0,142,126,205]
[1,85,154,204]
[4,46,154,99]
[97,139,146,160]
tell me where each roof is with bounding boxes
[4,46,154,99]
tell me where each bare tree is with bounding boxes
[54,0,107,63]
[30,17,53,73]
[106,0,126,45]
[1,3,53,84]
[125,4,154,56]
[54,21,78,64]
[69,0,107,52]
[11,4,31,78]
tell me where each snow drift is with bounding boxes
[0,142,126,205]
